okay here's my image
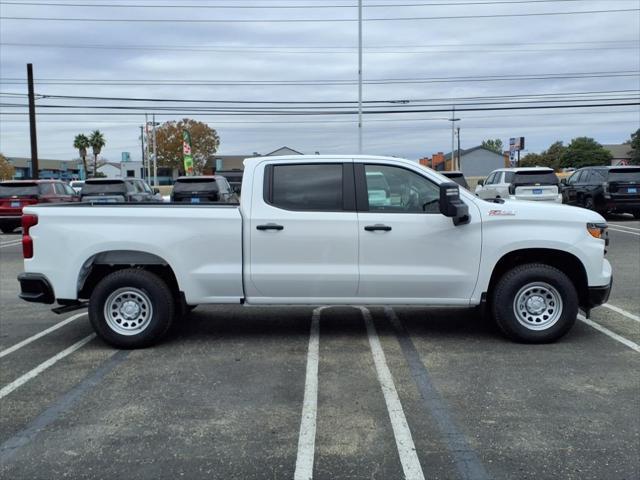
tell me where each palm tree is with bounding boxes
[89,130,106,177]
[73,134,90,179]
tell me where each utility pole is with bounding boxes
[144,113,150,180]
[139,125,146,180]
[448,106,460,172]
[456,126,461,172]
[152,114,158,188]
[357,0,363,154]
[27,63,39,179]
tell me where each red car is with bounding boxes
[0,179,79,233]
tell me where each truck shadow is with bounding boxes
[164,305,499,345]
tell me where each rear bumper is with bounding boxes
[605,199,640,212]
[17,273,55,304]
[584,277,612,311]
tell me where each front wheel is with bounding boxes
[89,269,175,348]
[491,263,578,343]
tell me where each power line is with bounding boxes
[1,8,638,22]
[1,0,636,7]
[1,41,636,54]
[0,102,638,116]
[1,71,637,86]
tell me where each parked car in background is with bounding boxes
[441,171,469,190]
[216,169,243,195]
[561,166,640,218]
[80,178,158,203]
[170,176,238,203]
[476,167,561,203]
[0,179,78,233]
[69,180,85,193]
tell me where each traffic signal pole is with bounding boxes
[27,63,39,179]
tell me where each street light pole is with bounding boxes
[448,106,460,172]
[152,114,158,188]
[139,125,145,180]
[456,126,461,172]
[358,0,363,154]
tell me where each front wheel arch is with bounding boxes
[487,248,589,310]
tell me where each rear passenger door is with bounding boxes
[247,161,359,301]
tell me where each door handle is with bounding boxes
[256,223,284,231]
[364,224,392,232]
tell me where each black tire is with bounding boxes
[633,210,640,220]
[0,225,16,234]
[583,196,595,211]
[491,263,578,343]
[89,268,175,348]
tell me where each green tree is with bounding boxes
[519,152,543,168]
[156,118,220,174]
[73,133,90,179]
[628,128,640,165]
[0,153,15,180]
[560,137,612,168]
[88,130,106,177]
[481,139,503,154]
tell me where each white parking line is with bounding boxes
[0,334,95,400]
[0,312,88,359]
[603,303,640,323]
[608,223,640,232]
[360,307,425,480]
[0,240,21,248]
[294,307,322,480]
[608,227,640,237]
[578,315,640,353]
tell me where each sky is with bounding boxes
[0,0,639,162]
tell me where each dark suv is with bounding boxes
[170,176,238,203]
[0,179,78,233]
[561,166,640,218]
[80,178,158,203]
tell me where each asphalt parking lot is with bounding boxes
[0,218,638,480]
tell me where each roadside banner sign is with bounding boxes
[509,137,525,152]
[183,130,194,175]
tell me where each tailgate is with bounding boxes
[514,185,559,201]
[609,181,640,199]
[0,198,38,215]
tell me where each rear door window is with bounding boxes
[38,183,55,195]
[268,163,343,211]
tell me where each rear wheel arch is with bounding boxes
[487,248,589,308]
[78,250,181,301]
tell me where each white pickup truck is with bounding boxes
[18,155,612,348]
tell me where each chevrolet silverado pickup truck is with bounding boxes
[17,155,612,348]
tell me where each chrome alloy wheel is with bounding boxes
[103,287,153,336]
[513,282,563,331]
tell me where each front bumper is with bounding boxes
[584,277,613,311]
[17,273,55,304]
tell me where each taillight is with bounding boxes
[22,214,38,259]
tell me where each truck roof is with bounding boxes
[243,154,409,167]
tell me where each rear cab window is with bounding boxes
[174,178,218,193]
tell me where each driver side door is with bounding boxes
[356,163,482,303]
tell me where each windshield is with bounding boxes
[82,180,127,195]
[608,168,640,182]
[511,171,558,185]
[173,179,218,193]
[0,183,39,197]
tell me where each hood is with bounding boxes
[471,196,606,225]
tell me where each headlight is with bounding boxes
[587,222,609,253]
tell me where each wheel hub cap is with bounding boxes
[513,282,563,331]
[103,287,153,336]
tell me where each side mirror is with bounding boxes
[439,182,470,226]
[477,178,484,186]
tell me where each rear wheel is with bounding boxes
[0,224,17,233]
[583,196,595,210]
[491,263,578,343]
[89,269,174,348]
[633,210,640,219]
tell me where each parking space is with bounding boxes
[1,226,639,479]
